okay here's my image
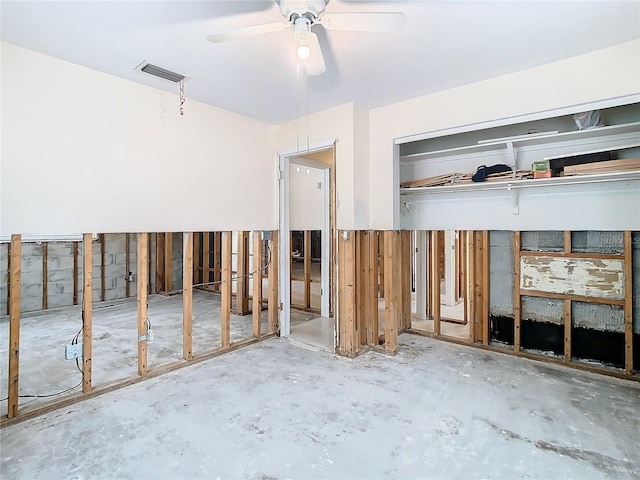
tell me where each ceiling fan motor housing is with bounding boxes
[277,0,329,22]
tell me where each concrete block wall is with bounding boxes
[170,233,183,292]
[489,230,635,333]
[0,233,182,316]
[47,242,78,309]
[489,231,514,318]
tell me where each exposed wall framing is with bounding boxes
[1,230,277,426]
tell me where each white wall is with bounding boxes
[401,179,640,231]
[289,163,325,230]
[274,102,362,230]
[0,42,277,234]
[370,39,640,230]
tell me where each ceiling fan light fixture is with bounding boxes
[297,40,311,60]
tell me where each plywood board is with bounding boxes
[520,256,624,300]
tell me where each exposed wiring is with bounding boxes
[177,244,273,292]
[0,325,84,402]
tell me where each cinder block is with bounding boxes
[489,230,514,248]
[521,231,564,252]
[20,270,44,287]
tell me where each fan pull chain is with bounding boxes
[179,80,185,116]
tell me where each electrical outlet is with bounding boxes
[65,343,83,360]
[148,329,155,344]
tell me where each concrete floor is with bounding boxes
[2,334,639,479]
[0,290,268,412]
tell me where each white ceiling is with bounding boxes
[2,1,639,125]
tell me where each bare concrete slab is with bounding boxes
[2,334,639,479]
[0,290,267,412]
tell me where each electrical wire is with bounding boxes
[169,244,273,292]
[0,258,86,402]
[0,325,84,402]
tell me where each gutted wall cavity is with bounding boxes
[489,231,514,318]
[488,230,637,370]
[0,234,182,315]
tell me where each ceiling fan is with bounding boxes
[206,0,405,76]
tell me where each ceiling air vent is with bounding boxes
[135,61,186,83]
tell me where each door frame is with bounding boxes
[278,140,335,337]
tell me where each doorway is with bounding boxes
[278,143,335,351]
[412,230,472,341]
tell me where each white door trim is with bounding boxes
[278,139,336,337]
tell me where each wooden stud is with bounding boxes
[221,231,232,348]
[137,233,148,375]
[379,233,385,299]
[564,231,572,254]
[148,234,152,294]
[304,230,311,309]
[202,232,210,287]
[368,231,379,346]
[356,232,368,346]
[41,242,48,310]
[125,234,130,298]
[431,231,441,336]
[235,231,250,315]
[82,233,93,393]
[563,231,571,364]
[473,232,484,342]
[482,231,490,346]
[337,231,357,356]
[213,232,222,292]
[164,233,173,292]
[99,234,105,302]
[383,231,398,354]
[514,231,521,352]
[5,241,10,316]
[519,289,625,306]
[193,232,200,285]
[466,231,476,342]
[253,232,263,337]
[402,230,412,331]
[73,241,79,306]
[156,233,165,293]
[623,231,633,375]
[183,232,193,361]
[519,251,624,260]
[268,231,279,334]
[7,234,21,418]
[564,299,572,364]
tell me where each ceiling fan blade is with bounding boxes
[304,32,326,76]
[319,12,405,33]
[206,22,290,43]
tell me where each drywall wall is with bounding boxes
[274,102,363,230]
[353,104,370,230]
[289,164,325,231]
[0,43,276,234]
[370,39,640,229]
